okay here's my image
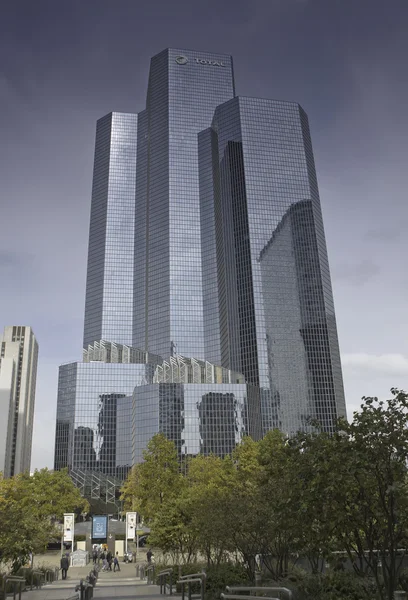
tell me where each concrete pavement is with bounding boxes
[17,562,164,600]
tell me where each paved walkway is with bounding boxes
[18,563,164,600]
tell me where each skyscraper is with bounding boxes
[133,49,235,359]
[54,48,346,498]
[199,96,346,434]
[0,326,38,476]
[83,112,138,348]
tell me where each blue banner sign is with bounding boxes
[92,515,108,539]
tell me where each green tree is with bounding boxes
[185,453,234,566]
[256,429,301,579]
[22,468,89,521]
[220,436,265,580]
[0,473,38,568]
[333,390,408,600]
[0,468,88,570]
[290,390,408,600]
[120,434,182,522]
[148,490,198,564]
[287,430,343,573]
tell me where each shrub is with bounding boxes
[155,561,250,600]
[398,568,408,593]
[155,561,205,588]
[279,569,378,600]
[205,562,250,600]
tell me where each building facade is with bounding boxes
[199,96,346,434]
[0,326,38,476]
[54,344,158,476]
[54,48,346,494]
[132,355,261,464]
[133,382,259,464]
[133,49,236,359]
[83,113,138,348]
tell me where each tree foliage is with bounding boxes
[0,468,89,570]
[121,390,408,600]
[121,433,183,521]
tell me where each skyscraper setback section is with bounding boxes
[55,48,346,498]
[199,97,346,434]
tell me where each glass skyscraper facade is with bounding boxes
[199,96,346,434]
[133,49,235,359]
[54,48,346,494]
[133,383,258,464]
[54,361,155,477]
[83,112,138,348]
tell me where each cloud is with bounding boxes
[332,260,380,286]
[0,75,21,104]
[364,225,408,243]
[0,250,32,268]
[341,353,408,419]
[342,353,408,377]
[0,251,36,286]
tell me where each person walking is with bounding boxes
[146,548,153,564]
[113,552,120,572]
[60,553,69,580]
[106,550,112,571]
[92,548,98,565]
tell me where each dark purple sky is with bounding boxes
[1,0,407,469]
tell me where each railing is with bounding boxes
[87,565,99,587]
[29,570,45,590]
[44,568,60,583]
[158,569,173,595]
[75,580,93,600]
[74,565,99,600]
[146,564,156,585]
[1,568,62,600]
[135,563,148,579]
[177,571,206,600]
[222,586,293,600]
[1,576,25,600]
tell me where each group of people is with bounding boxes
[60,545,153,579]
[92,546,120,572]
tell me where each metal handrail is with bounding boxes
[136,562,148,579]
[75,579,94,600]
[158,569,173,595]
[45,568,58,583]
[30,570,45,590]
[146,564,156,584]
[87,566,98,587]
[177,571,206,600]
[221,596,280,600]
[225,587,293,600]
[2,576,25,600]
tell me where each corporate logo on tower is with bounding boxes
[195,58,225,67]
[174,55,226,67]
